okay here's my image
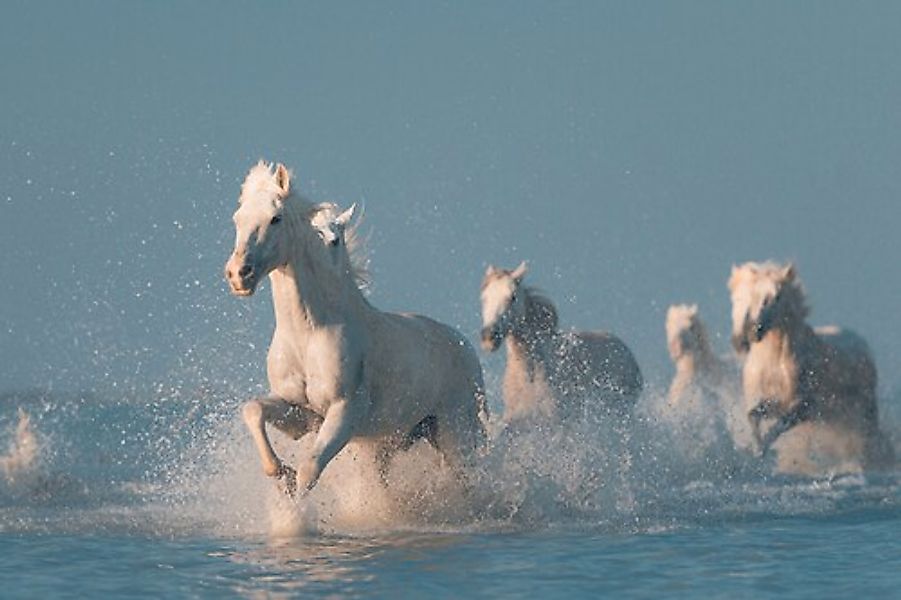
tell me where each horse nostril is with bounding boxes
[238,265,253,278]
[225,269,233,279]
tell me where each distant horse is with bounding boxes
[0,408,37,483]
[665,304,750,453]
[728,261,891,471]
[666,304,735,409]
[224,161,487,497]
[479,262,642,424]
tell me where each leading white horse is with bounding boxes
[728,261,892,473]
[225,161,487,497]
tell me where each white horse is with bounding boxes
[666,304,736,409]
[665,304,751,454]
[728,261,892,472]
[0,409,37,483]
[225,161,487,497]
[479,262,643,424]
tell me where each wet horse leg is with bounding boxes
[293,398,363,497]
[748,398,781,453]
[242,396,322,482]
[758,400,813,456]
[432,410,484,488]
[375,415,439,486]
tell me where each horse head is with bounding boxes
[224,161,295,296]
[666,303,706,360]
[729,261,804,350]
[479,261,528,351]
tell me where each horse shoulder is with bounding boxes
[298,324,366,409]
[266,334,309,401]
[743,338,798,410]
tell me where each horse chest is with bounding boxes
[267,328,356,412]
[744,341,797,403]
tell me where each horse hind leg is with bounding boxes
[375,416,439,486]
[432,412,485,482]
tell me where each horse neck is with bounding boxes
[269,238,369,334]
[505,295,558,370]
[674,334,717,375]
[754,316,815,361]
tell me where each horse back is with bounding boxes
[811,325,878,424]
[367,311,484,405]
[568,330,644,400]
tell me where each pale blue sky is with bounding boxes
[2,2,901,400]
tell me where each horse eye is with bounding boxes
[270,215,282,225]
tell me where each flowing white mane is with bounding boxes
[311,201,371,293]
[242,161,288,200]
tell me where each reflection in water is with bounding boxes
[220,533,465,597]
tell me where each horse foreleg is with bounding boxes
[242,397,318,480]
[748,398,780,454]
[293,399,360,497]
[758,400,813,456]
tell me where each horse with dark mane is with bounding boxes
[479,262,642,425]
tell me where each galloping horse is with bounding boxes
[479,262,642,424]
[728,261,891,470]
[224,161,487,497]
[665,303,736,409]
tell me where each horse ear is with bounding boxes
[335,203,356,226]
[728,264,741,291]
[782,263,796,281]
[511,261,528,282]
[688,304,698,316]
[275,163,291,196]
[485,265,497,277]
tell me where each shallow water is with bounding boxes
[2,512,900,599]
[0,389,899,597]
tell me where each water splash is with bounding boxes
[0,383,898,539]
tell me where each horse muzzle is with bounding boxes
[731,332,750,353]
[480,328,502,352]
[224,259,258,297]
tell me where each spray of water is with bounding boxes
[0,377,898,539]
